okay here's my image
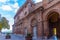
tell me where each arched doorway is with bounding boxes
[47,12,60,39]
[24,27,27,36]
[31,18,38,39]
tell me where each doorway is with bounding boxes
[33,26,37,38]
[31,18,38,39]
[47,12,60,39]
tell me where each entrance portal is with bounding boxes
[47,12,60,39]
[24,27,27,36]
[33,26,37,38]
[31,18,37,40]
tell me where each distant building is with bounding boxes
[13,0,60,39]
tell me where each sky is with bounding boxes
[0,0,42,32]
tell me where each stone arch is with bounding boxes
[44,9,60,39]
[45,9,60,20]
[30,18,38,39]
[47,12,59,20]
[31,18,38,26]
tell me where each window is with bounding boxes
[28,3,32,7]
[24,12,27,15]
[17,16,19,20]
[24,27,27,36]
[48,0,53,3]
[25,5,27,8]
[28,3,31,6]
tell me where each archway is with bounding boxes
[24,27,27,36]
[31,18,38,39]
[47,12,60,39]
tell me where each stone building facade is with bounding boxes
[13,0,60,39]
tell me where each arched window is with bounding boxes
[31,18,38,39]
[24,27,27,36]
[17,16,20,20]
[28,3,31,6]
[24,12,27,15]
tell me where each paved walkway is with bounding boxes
[0,34,25,40]
[0,34,59,40]
[11,34,25,40]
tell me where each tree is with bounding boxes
[0,17,10,32]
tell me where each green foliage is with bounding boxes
[0,17,10,30]
[0,23,2,30]
[27,32,32,37]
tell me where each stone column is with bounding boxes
[37,22,42,37]
[43,20,49,38]
[27,21,33,34]
[37,11,43,39]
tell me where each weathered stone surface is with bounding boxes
[13,0,60,38]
